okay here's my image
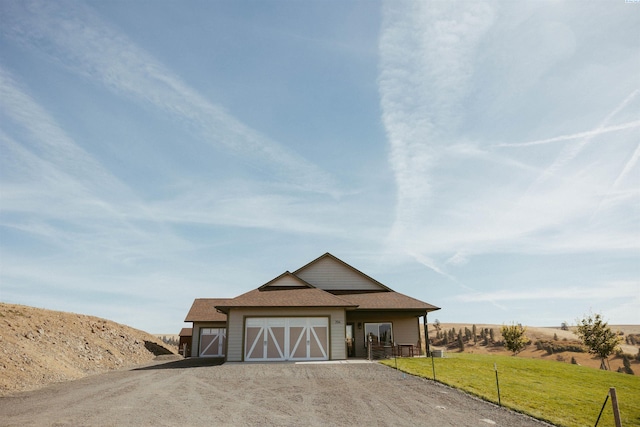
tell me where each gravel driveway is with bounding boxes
[0,357,551,426]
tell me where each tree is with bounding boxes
[576,313,621,370]
[621,355,634,375]
[501,323,530,354]
[560,322,569,331]
[434,319,441,332]
[457,331,465,351]
[464,327,472,341]
[489,328,495,342]
[472,325,477,344]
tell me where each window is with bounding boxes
[364,322,393,346]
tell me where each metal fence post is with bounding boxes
[494,363,501,406]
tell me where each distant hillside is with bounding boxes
[0,303,177,396]
[425,323,640,375]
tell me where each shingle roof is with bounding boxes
[338,291,440,312]
[184,298,230,322]
[215,287,357,313]
[179,327,192,337]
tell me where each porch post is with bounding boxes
[423,313,431,357]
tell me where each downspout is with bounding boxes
[423,312,431,357]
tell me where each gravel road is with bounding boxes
[0,357,551,427]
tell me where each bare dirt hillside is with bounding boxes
[0,303,177,396]
[426,323,640,375]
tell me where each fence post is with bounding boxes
[610,387,622,427]
[431,351,436,381]
[494,363,501,406]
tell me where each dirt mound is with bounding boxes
[0,303,177,396]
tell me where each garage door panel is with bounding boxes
[244,317,329,361]
[245,327,263,359]
[200,328,226,357]
[289,326,306,358]
[309,327,328,358]
[267,327,285,359]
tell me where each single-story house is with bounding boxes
[184,252,440,362]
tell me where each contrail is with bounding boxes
[496,120,640,148]
[612,143,640,190]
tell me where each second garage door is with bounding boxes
[244,317,329,361]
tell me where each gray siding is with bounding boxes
[296,257,382,291]
[226,308,346,362]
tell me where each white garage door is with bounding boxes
[199,328,226,357]
[244,317,329,361]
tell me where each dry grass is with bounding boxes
[425,323,640,375]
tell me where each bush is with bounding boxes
[535,340,586,354]
[501,323,529,354]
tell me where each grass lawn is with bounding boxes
[380,353,640,427]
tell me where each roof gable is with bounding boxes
[258,271,315,290]
[294,252,391,292]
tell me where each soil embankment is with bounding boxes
[0,303,177,396]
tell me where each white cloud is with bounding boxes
[456,281,639,303]
[1,0,335,195]
[378,1,640,271]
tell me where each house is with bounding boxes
[178,328,192,356]
[184,253,439,361]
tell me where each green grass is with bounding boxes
[380,353,640,427]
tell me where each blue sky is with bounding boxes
[1,1,638,333]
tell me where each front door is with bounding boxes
[346,324,355,357]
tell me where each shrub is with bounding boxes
[536,340,586,354]
[501,323,530,354]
